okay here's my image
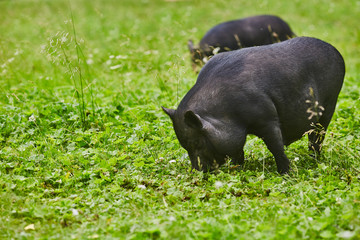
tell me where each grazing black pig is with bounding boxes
[188,15,295,70]
[164,37,345,174]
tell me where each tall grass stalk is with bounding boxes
[62,3,97,129]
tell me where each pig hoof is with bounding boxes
[278,167,290,175]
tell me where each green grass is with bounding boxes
[0,0,359,239]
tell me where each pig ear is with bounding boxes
[162,106,175,120]
[184,110,204,129]
[188,40,196,52]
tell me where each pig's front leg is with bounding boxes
[259,123,290,174]
[231,149,244,166]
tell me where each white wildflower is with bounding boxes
[72,209,79,216]
[60,33,68,44]
[24,224,35,230]
[137,184,146,189]
[215,181,223,189]
[28,114,36,122]
[110,65,122,70]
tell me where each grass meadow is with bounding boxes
[0,0,360,239]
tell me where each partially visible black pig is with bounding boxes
[164,37,345,174]
[188,15,296,70]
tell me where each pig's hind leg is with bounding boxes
[308,125,325,154]
[307,106,335,155]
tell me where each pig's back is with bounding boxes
[199,15,294,51]
[198,37,344,91]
